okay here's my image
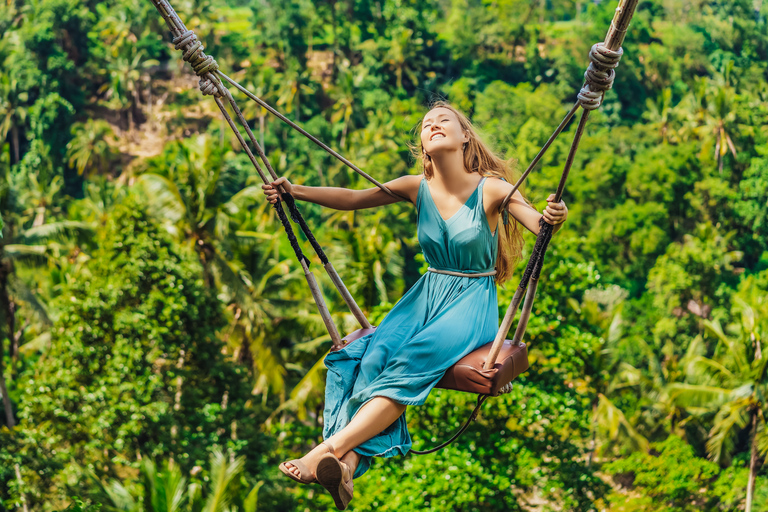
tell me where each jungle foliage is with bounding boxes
[1,0,767,510]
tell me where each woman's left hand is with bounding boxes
[543,194,568,225]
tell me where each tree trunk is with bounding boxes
[11,124,19,165]
[14,463,29,512]
[7,300,15,362]
[587,398,598,469]
[0,271,15,428]
[259,114,265,151]
[331,0,338,80]
[0,360,13,428]
[169,349,186,465]
[746,409,761,512]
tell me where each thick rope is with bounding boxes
[485,0,638,370]
[150,0,355,345]
[497,41,624,214]
[217,71,409,202]
[577,43,623,110]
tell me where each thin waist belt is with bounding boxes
[427,267,497,278]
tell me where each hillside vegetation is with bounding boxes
[1,0,767,510]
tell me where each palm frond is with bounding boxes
[251,338,287,401]
[667,383,732,409]
[595,393,649,453]
[19,332,50,354]
[706,397,751,464]
[756,415,768,459]
[136,173,188,224]
[225,186,264,215]
[242,482,264,512]
[202,449,245,512]
[3,244,48,266]
[704,318,750,375]
[687,356,736,383]
[22,221,92,242]
[103,482,139,512]
[9,275,52,326]
[270,351,329,423]
[234,230,275,241]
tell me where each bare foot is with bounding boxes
[283,443,333,481]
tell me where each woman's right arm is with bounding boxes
[262,175,421,211]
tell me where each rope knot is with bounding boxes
[577,42,623,110]
[172,30,222,96]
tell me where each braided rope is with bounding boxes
[172,29,222,97]
[577,43,623,110]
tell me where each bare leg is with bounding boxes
[341,449,361,476]
[283,396,405,480]
[326,396,406,458]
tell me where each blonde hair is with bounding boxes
[411,101,529,286]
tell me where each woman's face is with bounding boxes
[420,107,468,157]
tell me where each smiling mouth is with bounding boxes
[430,133,445,141]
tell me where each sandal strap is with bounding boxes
[321,440,336,457]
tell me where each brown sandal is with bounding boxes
[315,442,354,510]
[278,442,332,485]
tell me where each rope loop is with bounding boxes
[172,29,221,96]
[577,42,623,110]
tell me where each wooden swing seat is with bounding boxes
[333,328,529,397]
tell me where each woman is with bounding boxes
[262,102,568,509]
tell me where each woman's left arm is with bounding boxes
[485,179,568,235]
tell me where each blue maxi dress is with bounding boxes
[323,176,500,478]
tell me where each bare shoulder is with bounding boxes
[483,176,514,204]
[385,174,423,204]
[484,176,534,211]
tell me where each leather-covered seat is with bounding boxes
[332,327,529,397]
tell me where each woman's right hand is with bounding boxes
[262,176,293,204]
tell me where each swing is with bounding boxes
[148,0,640,453]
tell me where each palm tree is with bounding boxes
[137,135,258,288]
[91,448,263,512]
[359,25,428,90]
[324,207,404,310]
[0,74,30,165]
[329,63,364,149]
[680,63,751,174]
[66,120,119,177]
[643,88,674,143]
[667,297,767,512]
[138,136,312,404]
[275,66,315,122]
[100,48,156,132]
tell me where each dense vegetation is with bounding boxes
[1,0,767,510]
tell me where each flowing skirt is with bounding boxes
[322,272,498,478]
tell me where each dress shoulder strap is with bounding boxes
[416,175,426,214]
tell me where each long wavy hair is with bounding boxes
[411,101,530,286]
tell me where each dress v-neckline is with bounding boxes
[424,177,485,223]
